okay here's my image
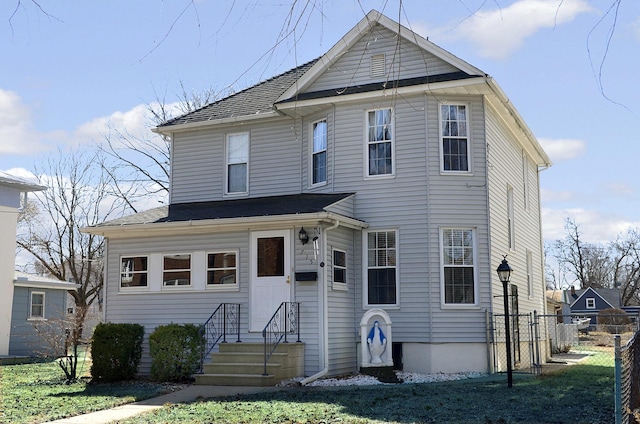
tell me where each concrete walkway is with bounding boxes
[43,385,280,424]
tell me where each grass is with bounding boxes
[0,347,616,424]
[0,359,174,424]
[118,349,615,424]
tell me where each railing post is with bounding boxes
[615,334,622,424]
[236,303,241,342]
[284,302,289,344]
[263,328,268,376]
[222,303,227,343]
[296,302,301,343]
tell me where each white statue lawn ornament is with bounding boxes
[367,320,387,364]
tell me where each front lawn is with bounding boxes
[0,360,174,424]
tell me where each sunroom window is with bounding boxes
[163,254,191,286]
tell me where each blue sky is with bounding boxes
[1,0,639,244]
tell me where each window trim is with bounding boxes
[507,185,515,251]
[440,227,478,308]
[225,131,249,196]
[162,253,192,288]
[364,108,395,179]
[120,255,149,290]
[439,102,471,174]
[310,118,328,187]
[29,291,45,320]
[586,298,596,309]
[206,250,239,291]
[332,248,347,291]
[526,250,534,299]
[363,229,399,308]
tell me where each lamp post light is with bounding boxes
[496,256,513,388]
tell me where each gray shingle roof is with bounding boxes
[159,58,320,127]
[94,193,356,227]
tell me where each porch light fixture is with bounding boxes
[496,256,514,388]
[298,227,309,245]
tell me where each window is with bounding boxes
[366,230,397,305]
[440,104,469,172]
[163,254,191,286]
[366,108,393,176]
[120,256,148,288]
[442,228,476,304]
[207,252,237,286]
[333,249,347,289]
[586,298,596,309]
[226,132,249,194]
[507,186,515,250]
[30,292,45,319]
[312,119,327,185]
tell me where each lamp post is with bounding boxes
[496,256,513,388]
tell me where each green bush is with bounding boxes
[149,323,205,382]
[90,323,144,382]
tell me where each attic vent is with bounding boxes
[370,54,385,78]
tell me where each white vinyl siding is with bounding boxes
[526,250,534,298]
[226,132,249,195]
[440,103,470,173]
[507,185,515,250]
[366,108,394,177]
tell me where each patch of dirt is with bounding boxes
[579,331,634,348]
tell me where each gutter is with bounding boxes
[300,219,340,385]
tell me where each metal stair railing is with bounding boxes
[262,302,300,375]
[199,303,241,373]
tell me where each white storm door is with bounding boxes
[250,230,291,331]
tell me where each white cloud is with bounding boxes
[451,0,594,59]
[537,137,586,161]
[0,89,51,155]
[542,207,640,243]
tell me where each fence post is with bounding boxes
[615,334,622,424]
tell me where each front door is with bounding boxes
[250,230,291,331]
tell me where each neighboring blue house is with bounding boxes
[9,272,78,357]
[568,286,621,326]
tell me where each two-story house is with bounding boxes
[84,10,551,384]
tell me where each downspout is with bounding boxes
[300,219,340,385]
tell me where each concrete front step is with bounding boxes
[195,373,276,387]
[203,361,280,376]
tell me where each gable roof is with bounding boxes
[0,171,46,192]
[83,193,367,237]
[570,287,619,309]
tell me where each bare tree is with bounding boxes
[99,83,222,212]
[611,229,640,306]
[17,148,129,356]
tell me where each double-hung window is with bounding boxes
[226,132,249,194]
[163,254,191,286]
[120,256,148,288]
[207,251,238,286]
[366,230,397,305]
[312,119,327,185]
[586,298,596,309]
[442,228,476,305]
[30,291,45,319]
[440,104,470,172]
[366,108,393,176]
[333,249,347,290]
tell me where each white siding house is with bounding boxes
[84,10,551,381]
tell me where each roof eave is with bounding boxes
[82,211,368,238]
[152,111,283,135]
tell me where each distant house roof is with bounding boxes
[569,287,621,309]
[91,193,361,228]
[0,171,46,192]
[158,58,320,128]
[14,271,78,291]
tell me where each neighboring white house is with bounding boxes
[0,172,46,355]
[84,10,552,382]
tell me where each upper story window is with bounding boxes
[586,298,596,309]
[163,254,191,286]
[120,256,148,288]
[365,230,397,305]
[440,104,470,172]
[30,291,45,319]
[207,251,238,286]
[226,132,249,194]
[312,119,327,185]
[441,228,476,305]
[366,108,393,177]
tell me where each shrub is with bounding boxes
[598,308,632,334]
[149,323,205,382]
[91,323,144,382]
